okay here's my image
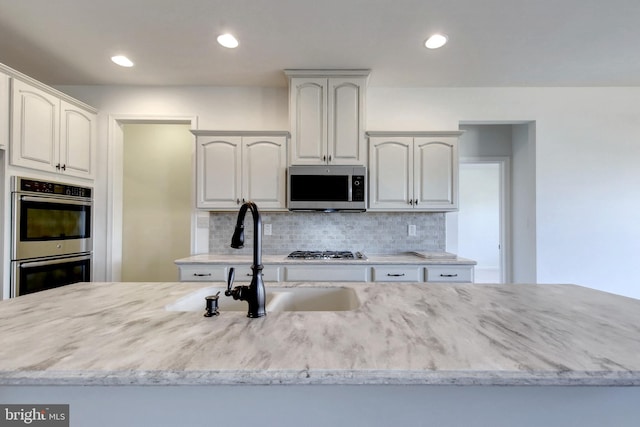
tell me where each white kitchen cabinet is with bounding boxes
[10,79,97,179]
[285,70,369,166]
[284,265,370,282]
[425,265,474,283]
[59,100,97,178]
[234,265,281,282]
[372,266,423,282]
[178,265,228,282]
[193,131,289,211]
[178,264,281,282]
[368,132,461,211]
[0,72,8,150]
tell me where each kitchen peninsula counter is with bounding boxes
[1,281,638,387]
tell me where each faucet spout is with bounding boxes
[228,201,266,318]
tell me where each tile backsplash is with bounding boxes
[209,211,445,255]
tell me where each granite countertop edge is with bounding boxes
[3,370,640,387]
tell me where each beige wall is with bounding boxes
[122,123,192,281]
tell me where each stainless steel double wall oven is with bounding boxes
[11,177,93,297]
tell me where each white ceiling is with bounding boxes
[1,0,639,87]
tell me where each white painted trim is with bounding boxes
[106,115,198,282]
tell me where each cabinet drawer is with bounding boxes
[284,265,369,282]
[178,265,227,282]
[425,266,474,283]
[234,265,280,282]
[372,266,422,282]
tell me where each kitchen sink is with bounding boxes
[165,286,360,313]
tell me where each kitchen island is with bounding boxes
[1,281,639,426]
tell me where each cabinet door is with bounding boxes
[0,72,8,150]
[328,77,366,165]
[59,100,97,179]
[196,137,242,209]
[368,137,414,210]
[372,266,423,282]
[425,265,474,283]
[284,265,370,282]
[10,79,60,172]
[289,77,327,164]
[414,137,458,210]
[242,136,287,210]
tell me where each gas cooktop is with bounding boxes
[287,250,367,260]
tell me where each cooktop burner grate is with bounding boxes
[287,250,365,260]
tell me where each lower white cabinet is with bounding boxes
[372,266,422,282]
[425,265,474,283]
[284,265,369,282]
[234,266,281,282]
[178,265,280,282]
[178,265,227,282]
[178,263,474,283]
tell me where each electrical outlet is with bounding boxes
[408,224,417,236]
[264,223,272,236]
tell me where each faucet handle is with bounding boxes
[225,267,235,296]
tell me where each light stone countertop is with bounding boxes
[175,252,477,265]
[1,281,639,387]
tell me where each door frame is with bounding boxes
[448,156,511,283]
[106,115,199,282]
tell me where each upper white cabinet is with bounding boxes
[368,131,462,211]
[10,78,97,179]
[285,70,369,166]
[193,131,289,211]
[0,72,8,150]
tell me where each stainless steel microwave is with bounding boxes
[288,165,367,212]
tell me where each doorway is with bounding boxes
[457,159,509,283]
[121,123,193,281]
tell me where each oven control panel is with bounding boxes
[16,178,92,198]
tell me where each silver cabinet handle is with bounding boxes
[387,273,406,277]
[193,273,212,277]
[440,274,458,277]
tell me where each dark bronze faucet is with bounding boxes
[225,201,266,318]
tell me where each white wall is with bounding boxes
[58,85,640,299]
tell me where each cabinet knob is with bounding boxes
[408,199,413,205]
[328,155,332,162]
[236,198,240,204]
[414,199,418,205]
[55,163,61,170]
[322,155,326,162]
[61,164,66,171]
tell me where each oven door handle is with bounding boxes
[20,195,92,206]
[17,254,92,268]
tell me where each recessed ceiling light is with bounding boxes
[424,34,448,49]
[217,33,239,49]
[111,55,134,67]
